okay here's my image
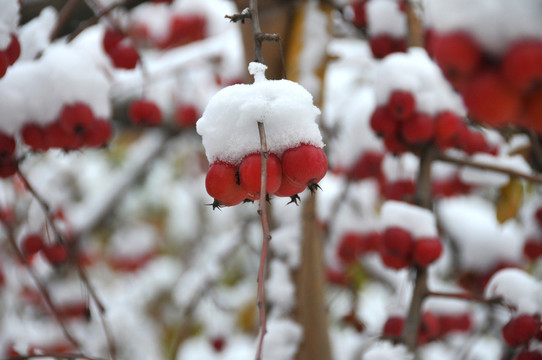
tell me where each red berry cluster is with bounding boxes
[205,144,327,208]
[383,311,471,345]
[21,233,69,266]
[21,102,112,151]
[0,34,20,78]
[129,99,162,126]
[102,28,139,70]
[427,31,542,132]
[336,231,381,265]
[523,207,542,261]
[379,226,442,269]
[370,90,495,155]
[131,14,206,50]
[502,314,541,348]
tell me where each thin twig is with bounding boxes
[256,121,271,360]
[50,0,80,40]
[436,152,542,184]
[68,1,126,42]
[1,219,82,351]
[4,353,107,360]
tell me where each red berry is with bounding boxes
[418,312,440,345]
[85,119,113,147]
[369,34,397,59]
[109,44,139,70]
[175,104,199,127]
[21,123,49,151]
[274,174,306,197]
[0,52,8,78]
[370,107,397,136]
[205,161,248,207]
[463,71,521,127]
[502,314,538,347]
[523,88,542,132]
[238,153,282,196]
[501,39,542,93]
[43,244,69,266]
[432,32,482,89]
[348,150,384,181]
[380,251,411,269]
[360,232,381,254]
[0,132,15,157]
[59,103,95,135]
[161,15,207,49]
[45,122,83,150]
[129,99,162,126]
[0,157,17,178]
[383,316,404,338]
[383,179,415,201]
[210,337,226,352]
[462,130,490,155]
[281,144,327,188]
[21,234,45,255]
[401,113,435,144]
[6,34,20,65]
[413,238,443,267]
[524,239,542,260]
[516,351,542,360]
[103,28,124,55]
[382,227,414,258]
[350,0,368,28]
[383,132,407,154]
[387,90,416,121]
[434,111,462,142]
[535,207,542,226]
[337,233,364,265]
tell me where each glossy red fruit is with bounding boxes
[383,316,404,338]
[413,238,443,267]
[210,336,226,353]
[438,313,472,335]
[175,104,199,127]
[387,90,416,121]
[21,123,49,151]
[129,99,162,126]
[0,53,8,78]
[502,314,538,347]
[274,174,306,197]
[21,234,45,255]
[281,144,327,188]
[337,233,364,265]
[380,251,410,269]
[501,39,542,92]
[382,227,414,258]
[205,161,248,207]
[348,150,384,181]
[238,153,282,196]
[6,34,20,65]
[0,132,16,157]
[418,312,440,345]
[535,207,542,226]
[85,119,113,147]
[360,232,381,254]
[59,103,95,135]
[462,130,490,155]
[0,157,17,178]
[523,239,542,260]
[401,113,435,144]
[383,179,415,201]
[434,111,462,142]
[350,0,368,28]
[109,44,139,69]
[516,351,542,360]
[524,88,542,131]
[463,71,522,127]
[43,244,69,266]
[370,107,397,136]
[45,122,83,150]
[383,132,407,154]
[103,28,124,54]
[161,15,207,49]
[432,32,482,89]
[370,34,406,59]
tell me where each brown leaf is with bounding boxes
[496,178,523,223]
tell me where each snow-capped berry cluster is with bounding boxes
[197,62,327,207]
[102,28,140,70]
[370,49,494,155]
[348,0,407,59]
[425,0,542,133]
[21,102,112,151]
[0,0,20,79]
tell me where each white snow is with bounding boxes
[484,268,542,314]
[197,62,323,164]
[381,200,438,238]
[373,48,466,117]
[266,260,296,314]
[367,0,407,38]
[425,0,542,55]
[18,7,57,61]
[0,0,19,49]
[459,153,532,188]
[261,318,303,360]
[363,341,413,360]
[437,196,524,271]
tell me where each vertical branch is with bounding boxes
[403,145,435,351]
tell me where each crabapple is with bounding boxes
[175,104,200,127]
[370,107,397,136]
[205,161,248,207]
[59,103,94,135]
[383,316,404,338]
[413,237,443,267]
[6,34,20,65]
[85,119,113,147]
[281,144,327,189]
[401,113,435,144]
[238,153,282,196]
[21,234,45,255]
[21,123,49,151]
[501,39,542,92]
[348,150,384,181]
[43,244,69,266]
[337,233,364,265]
[387,90,416,121]
[502,314,538,347]
[129,99,162,126]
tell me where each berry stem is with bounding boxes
[255,121,271,360]
[403,145,435,352]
